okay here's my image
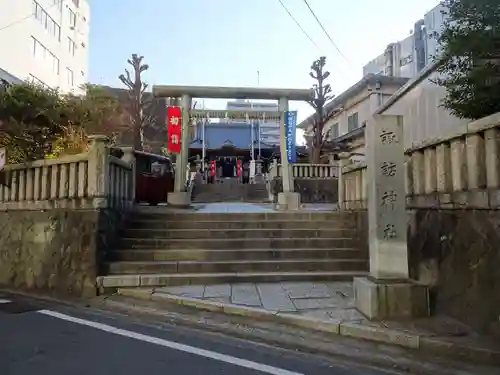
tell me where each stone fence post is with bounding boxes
[121,146,136,205]
[337,152,350,210]
[87,135,109,208]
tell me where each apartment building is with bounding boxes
[362,3,446,79]
[298,74,409,160]
[0,0,90,93]
[225,99,281,145]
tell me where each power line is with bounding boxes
[302,0,351,63]
[0,2,59,32]
[277,0,321,51]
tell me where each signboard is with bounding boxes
[167,106,182,153]
[249,160,256,179]
[284,111,297,163]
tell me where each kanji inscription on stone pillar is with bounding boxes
[366,114,408,279]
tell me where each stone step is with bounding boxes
[121,228,356,239]
[130,212,356,223]
[193,192,269,203]
[129,211,355,222]
[192,196,247,203]
[108,248,365,262]
[118,237,356,250]
[97,271,368,288]
[126,219,354,230]
[104,259,368,275]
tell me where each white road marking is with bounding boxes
[0,299,11,304]
[38,309,304,375]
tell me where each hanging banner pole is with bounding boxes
[284,110,297,163]
[202,114,208,172]
[247,112,254,160]
[258,113,264,159]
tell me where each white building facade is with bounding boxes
[362,3,446,79]
[0,0,90,93]
[225,99,281,145]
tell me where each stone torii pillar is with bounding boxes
[277,96,300,210]
[167,94,192,207]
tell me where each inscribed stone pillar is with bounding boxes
[354,114,429,320]
[277,97,300,210]
[366,114,408,279]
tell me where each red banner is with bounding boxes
[210,161,216,177]
[236,159,241,177]
[167,106,182,153]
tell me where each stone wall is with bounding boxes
[0,209,124,297]
[352,210,368,257]
[271,178,338,203]
[408,209,500,333]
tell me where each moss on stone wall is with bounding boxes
[408,209,500,333]
[0,209,123,297]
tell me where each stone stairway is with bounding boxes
[98,211,368,289]
[193,181,269,203]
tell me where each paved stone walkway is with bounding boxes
[155,281,482,338]
[155,282,365,323]
[135,202,339,213]
[193,202,274,213]
[192,202,339,213]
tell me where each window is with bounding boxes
[66,68,74,86]
[329,123,339,139]
[53,0,62,12]
[347,113,359,132]
[33,1,61,40]
[32,37,60,75]
[68,8,76,28]
[67,37,76,56]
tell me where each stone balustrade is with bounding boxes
[108,155,134,209]
[269,162,338,180]
[0,136,133,211]
[342,112,500,210]
[341,162,367,209]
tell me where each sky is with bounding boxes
[88,0,441,143]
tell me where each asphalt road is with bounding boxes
[0,295,400,375]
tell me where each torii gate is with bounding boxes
[152,85,313,209]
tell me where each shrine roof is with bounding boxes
[189,123,276,149]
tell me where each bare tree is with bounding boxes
[308,56,334,163]
[119,54,155,150]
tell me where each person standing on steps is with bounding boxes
[242,161,250,184]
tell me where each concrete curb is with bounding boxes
[118,288,500,366]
